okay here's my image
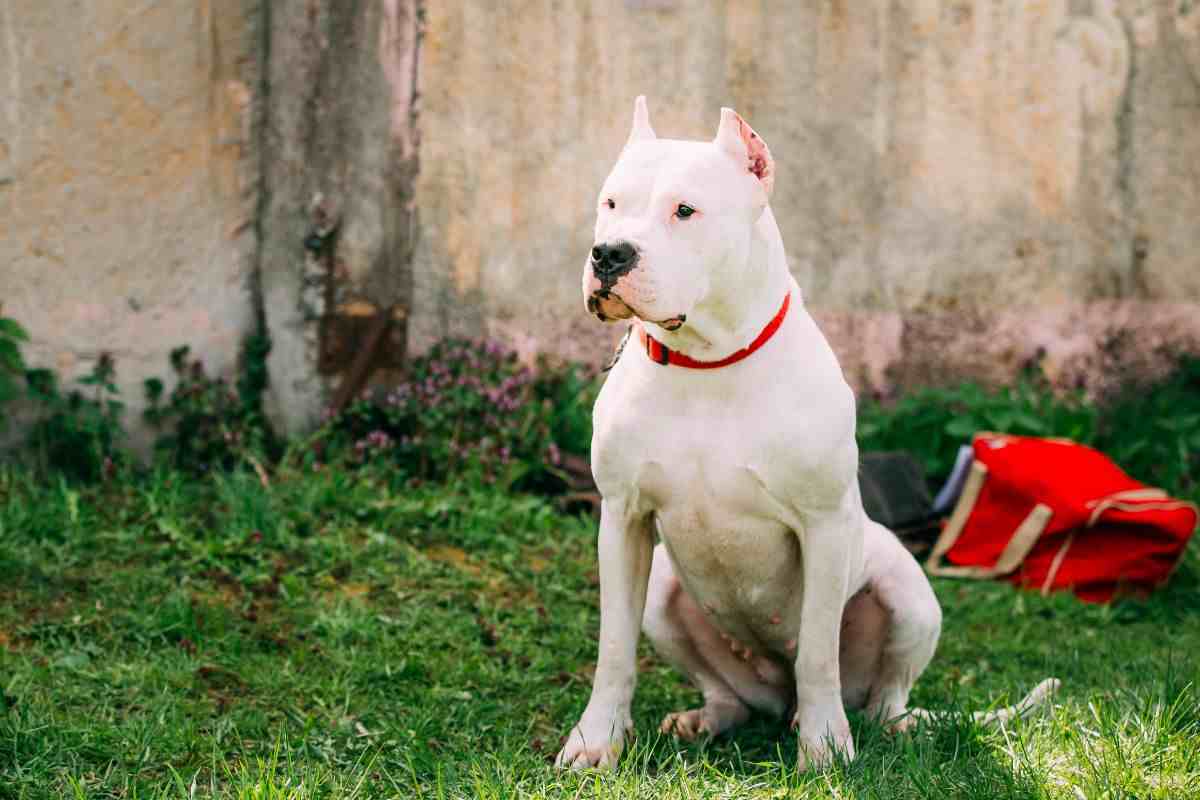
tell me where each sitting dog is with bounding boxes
[556,97,1055,771]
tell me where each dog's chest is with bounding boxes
[591,333,858,636]
[637,444,804,628]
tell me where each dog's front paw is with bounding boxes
[791,707,855,771]
[554,707,632,770]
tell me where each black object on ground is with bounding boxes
[859,451,942,551]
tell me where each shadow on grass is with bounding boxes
[444,707,1052,799]
[613,710,1047,798]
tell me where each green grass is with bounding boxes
[1,460,1198,799]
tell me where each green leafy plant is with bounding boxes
[25,353,126,482]
[858,357,1200,494]
[0,312,30,425]
[858,370,1098,480]
[531,355,601,460]
[143,334,278,473]
[318,337,601,491]
[1095,355,1200,495]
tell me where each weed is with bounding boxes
[24,353,127,482]
[144,335,280,473]
[316,338,599,492]
[859,357,1200,490]
[1,311,127,480]
[0,311,30,425]
[1096,355,1200,494]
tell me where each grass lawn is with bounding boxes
[1,462,1197,799]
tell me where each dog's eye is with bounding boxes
[605,198,616,210]
[675,204,696,219]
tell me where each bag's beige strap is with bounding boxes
[1084,490,1197,528]
[926,502,1052,579]
[1040,489,1199,595]
[1040,531,1076,596]
[1084,488,1169,527]
[925,460,1055,579]
[1087,490,1199,589]
[924,462,987,576]
[992,503,1054,575]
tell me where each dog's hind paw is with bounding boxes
[659,697,750,741]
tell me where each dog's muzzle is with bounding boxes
[585,241,687,330]
[591,241,638,287]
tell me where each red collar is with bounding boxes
[636,291,791,369]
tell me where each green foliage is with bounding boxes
[24,353,127,482]
[4,311,1197,511]
[0,314,30,422]
[858,358,1200,493]
[0,336,1199,797]
[143,335,279,473]
[531,354,602,459]
[316,338,600,492]
[1,320,1199,795]
[1,310,128,480]
[858,372,1099,479]
[1,318,276,482]
[1096,356,1200,495]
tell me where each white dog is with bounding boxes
[556,97,1055,771]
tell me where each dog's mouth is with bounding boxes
[587,290,635,322]
[654,314,687,331]
[588,291,686,330]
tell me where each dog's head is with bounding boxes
[584,96,775,330]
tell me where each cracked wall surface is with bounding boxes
[413,0,1200,396]
[256,0,420,435]
[0,0,421,440]
[0,0,262,446]
[2,1,1198,444]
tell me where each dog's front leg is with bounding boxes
[791,502,861,771]
[555,497,653,770]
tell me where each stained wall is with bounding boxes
[413,0,1200,394]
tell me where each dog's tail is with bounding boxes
[907,677,1061,727]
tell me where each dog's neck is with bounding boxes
[647,207,796,361]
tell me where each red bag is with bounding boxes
[925,433,1198,603]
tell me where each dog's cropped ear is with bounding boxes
[624,95,657,149]
[714,108,774,197]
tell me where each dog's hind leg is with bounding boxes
[855,522,1060,730]
[643,545,789,740]
[859,520,943,731]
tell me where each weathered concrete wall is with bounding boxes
[412,0,1200,395]
[257,0,420,435]
[3,1,1198,446]
[0,0,261,443]
[0,0,421,441]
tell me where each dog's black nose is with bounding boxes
[591,241,638,280]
